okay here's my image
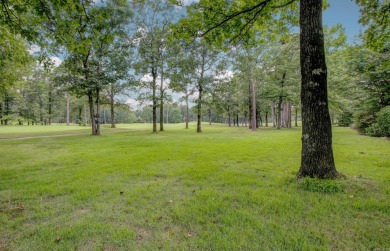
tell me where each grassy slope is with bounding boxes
[0,123,389,250]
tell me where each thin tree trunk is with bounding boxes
[265,111,268,127]
[152,68,157,133]
[94,88,101,135]
[251,80,256,131]
[110,84,116,128]
[208,109,211,125]
[248,82,252,129]
[295,106,298,127]
[185,91,189,129]
[159,66,164,131]
[48,84,52,125]
[84,103,88,125]
[197,50,206,133]
[66,92,70,126]
[78,106,82,126]
[288,102,292,128]
[197,85,202,132]
[277,97,282,129]
[244,110,247,127]
[88,91,96,135]
[271,103,276,127]
[298,0,338,178]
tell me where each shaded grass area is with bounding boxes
[0,123,389,250]
[0,124,136,139]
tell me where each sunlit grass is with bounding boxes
[0,123,389,250]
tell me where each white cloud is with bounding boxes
[140,74,153,82]
[215,70,234,81]
[28,44,41,54]
[51,56,63,67]
[126,98,140,109]
[182,0,199,6]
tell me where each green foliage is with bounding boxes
[169,107,183,123]
[299,178,344,194]
[177,0,299,46]
[355,109,377,132]
[356,0,390,51]
[366,106,390,137]
[0,25,32,94]
[349,44,390,137]
[338,111,353,127]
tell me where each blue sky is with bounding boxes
[323,0,364,43]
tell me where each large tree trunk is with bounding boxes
[298,0,338,179]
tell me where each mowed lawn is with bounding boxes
[0,123,389,250]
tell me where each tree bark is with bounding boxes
[250,80,256,131]
[197,85,202,132]
[159,65,164,132]
[288,103,291,127]
[88,91,96,135]
[277,97,282,129]
[152,67,157,133]
[78,106,82,126]
[66,92,70,126]
[248,82,252,129]
[197,50,206,133]
[298,0,338,179]
[271,103,276,127]
[110,84,116,128]
[84,103,88,125]
[208,109,212,125]
[48,84,52,125]
[94,88,101,135]
[185,90,189,129]
[295,106,298,127]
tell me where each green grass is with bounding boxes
[0,123,135,139]
[0,123,389,250]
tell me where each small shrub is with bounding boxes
[299,178,344,194]
[365,123,382,137]
[354,110,376,133]
[375,106,390,137]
